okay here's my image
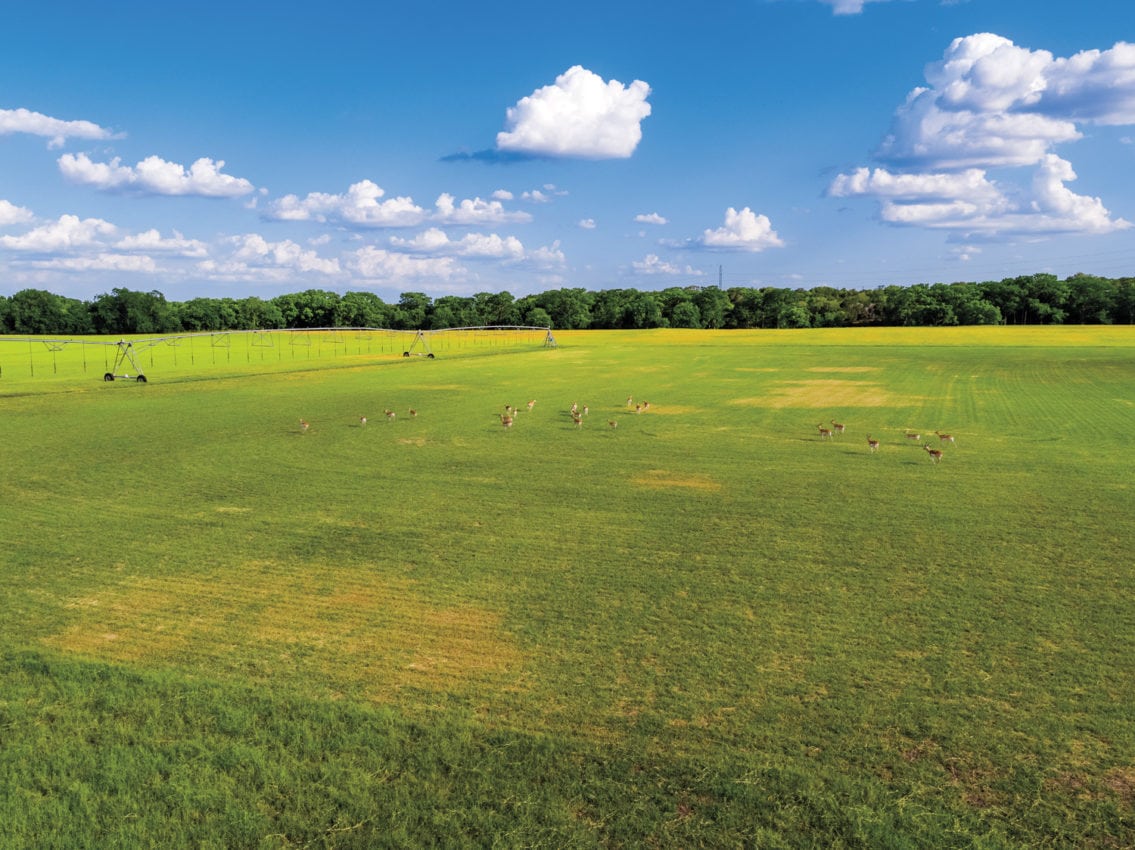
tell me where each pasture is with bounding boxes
[1,326,1133,848]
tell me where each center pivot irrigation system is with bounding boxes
[0,325,556,383]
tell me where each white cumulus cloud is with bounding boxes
[695,207,784,252]
[389,227,526,260]
[433,193,531,225]
[635,212,668,225]
[632,254,703,276]
[0,214,117,252]
[0,199,35,227]
[350,246,464,284]
[496,65,652,159]
[0,107,118,148]
[115,229,209,257]
[59,153,255,197]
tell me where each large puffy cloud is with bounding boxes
[0,107,117,148]
[695,207,784,252]
[59,153,254,197]
[836,33,1135,237]
[496,66,651,159]
[878,34,1135,169]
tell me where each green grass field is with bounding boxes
[1,327,1133,848]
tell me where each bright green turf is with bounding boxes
[1,327,1132,848]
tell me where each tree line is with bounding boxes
[2,273,1133,336]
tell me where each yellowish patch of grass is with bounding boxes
[45,566,522,698]
[631,470,722,491]
[761,379,903,409]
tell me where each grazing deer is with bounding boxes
[935,430,955,445]
[608,420,618,429]
[923,444,944,463]
[867,434,879,452]
[527,400,535,412]
[359,415,367,427]
[409,408,417,418]
[385,409,396,422]
[500,413,514,428]
[817,423,833,440]
[904,431,921,442]
[299,418,310,433]
[830,419,845,435]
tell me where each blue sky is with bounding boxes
[2,0,1134,302]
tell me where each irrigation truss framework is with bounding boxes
[0,325,556,382]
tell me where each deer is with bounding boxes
[500,413,514,428]
[527,400,536,412]
[935,430,955,445]
[830,419,846,435]
[867,434,879,452]
[582,405,589,416]
[635,404,642,414]
[608,420,618,429]
[385,409,396,422]
[904,431,921,442]
[817,423,833,440]
[359,415,367,427]
[626,396,634,407]
[408,408,417,418]
[299,418,310,433]
[572,412,583,428]
[642,401,650,411]
[570,402,578,415]
[924,444,944,463]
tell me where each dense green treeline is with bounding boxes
[2,272,1133,335]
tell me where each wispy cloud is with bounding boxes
[0,107,119,148]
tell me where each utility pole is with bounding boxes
[719,265,723,288]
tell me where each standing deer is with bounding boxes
[867,434,879,452]
[817,423,833,440]
[935,431,955,445]
[527,400,536,412]
[359,415,367,427]
[904,431,921,442]
[385,409,396,422]
[924,444,944,463]
[608,420,618,429]
[500,413,514,428]
[830,419,846,435]
[299,418,310,433]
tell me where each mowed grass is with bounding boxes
[1,327,1133,848]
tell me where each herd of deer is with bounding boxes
[818,419,956,463]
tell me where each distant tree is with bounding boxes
[669,300,702,328]
[236,296,285,329]
[523,306,553,328]
[692,286,731,329]
[392,291,431,329]
[1114,278,1135,324]
[979,278,1027,324]
[724,287,762,329]
[338,291,392,328]
[535,287,593,329]
[89,288,177,335]
[1065,273,1116,324]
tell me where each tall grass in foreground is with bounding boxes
[1,327,1133,848]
